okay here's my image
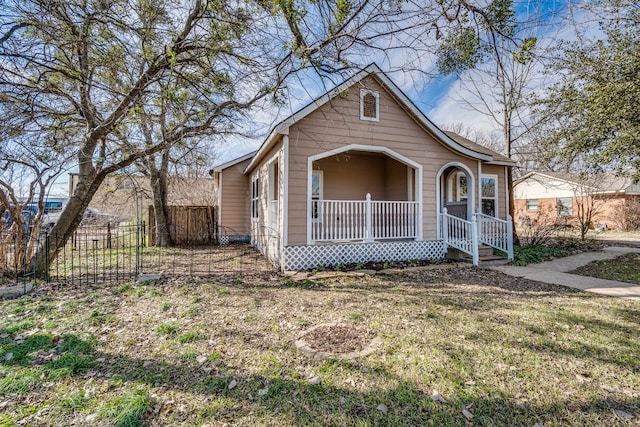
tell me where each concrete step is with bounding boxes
[478,245,494,257]
[459,254,511,266]
[447,245,501,260]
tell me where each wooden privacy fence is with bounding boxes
[148,205,217,245]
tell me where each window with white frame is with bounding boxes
[526,199,539,211]
[456,173,468,201]
[311,171,323,220]
[481,175,497,216]
[251,177,259,220]
[557,197,573,216]
[360,89,379,122]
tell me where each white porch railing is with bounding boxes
[311,194,419,242]
[441,207,479,265]
[476,211,514,260]
[440,208,514,265]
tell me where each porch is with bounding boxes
[307,147,422,245]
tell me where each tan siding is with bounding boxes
[285,76,492,245]
[385,158,409,200]
[482,164,507,219]
[316,154,385,200]
[219,159,251,235]
[249,139,284,248]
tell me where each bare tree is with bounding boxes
[432,0,558,244]
[438,122,503,153]
[0,149,67,276]
[0,0,415,273]
[566,172,625,241]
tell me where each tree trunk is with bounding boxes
[29,169,106,275]
[148,150,173,247]
[503,120,520,247]
[507,167,520,246]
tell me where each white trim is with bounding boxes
[359,89,379,122]
[446,172,454,202]
[212,151,257,173]
[250,175,259,222]
[268,157,279,232]
[480,173,499,217]
[306,170,324,245]
[283,135,289,246]
[504,167,510,219]
[477,161,482,214]
[306,160,313,245]
[216,172,222,229]
[407,167,413,201]
[487,160,517,166]
[244,63,494,173]
[417,165,423,240]
[455,172,468,201]
[307,143,422,169]
[435,162,476,239]
[310,170,324,224]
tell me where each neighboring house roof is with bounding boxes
[239,63,514,173]
[515,171,640,195]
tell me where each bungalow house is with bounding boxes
[514,171,640,229]
[211,64,515,270]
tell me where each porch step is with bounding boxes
[447,245,495,260]
[447,246,511,267]
[464,255,511,267]
[478,245,494,257]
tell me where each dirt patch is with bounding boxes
[296,322,381,360]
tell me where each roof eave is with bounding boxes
[371,72,493,161]
[211,151,257,174]
[486,160,517,166]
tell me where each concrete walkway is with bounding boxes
[491,246,640,299]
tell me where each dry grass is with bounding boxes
[0,266,639,426]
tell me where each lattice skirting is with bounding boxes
[281,240,446,271]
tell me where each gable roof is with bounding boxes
[515,171,640,195]
[209,151,257,175]
[244,63,514,173]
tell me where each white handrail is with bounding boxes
[476,211,514,260]
[441,207,479,265]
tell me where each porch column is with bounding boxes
[365,193,374,243]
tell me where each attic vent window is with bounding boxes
[360,89,379,122]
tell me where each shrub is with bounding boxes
[612,198,640,231]
[512,245,569,266]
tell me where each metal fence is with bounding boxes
[1,222,279,288]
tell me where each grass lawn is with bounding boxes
[0,267,638,426]
[570,253,640,285]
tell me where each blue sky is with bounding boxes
[47,0,585,196]
[217,0,578,164]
